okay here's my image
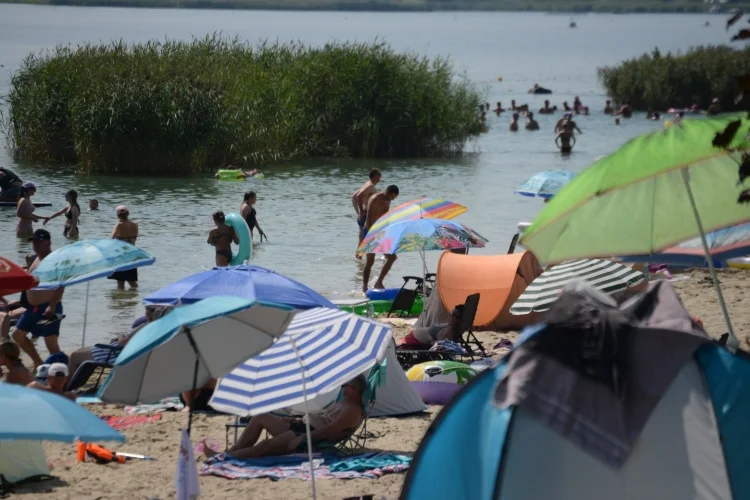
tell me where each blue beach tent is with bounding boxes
[402,281,750,500]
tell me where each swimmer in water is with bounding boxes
[651,111,661,121]
[207,211,239,267]
[509,113,520,132]
[493,101,505,116]
[555,123,576,154]
[615,118,621,125]
[539,100,555,114]
[614,101,633,118]
[674,111,684,124]
[555,113,582,135]
[214,169,261,180]
[563,101,572,112]
[88,199,99,211]
[707,97,721,116]
[525,112,540,131]
[604,100,614,115]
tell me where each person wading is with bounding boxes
[362,185,399,293]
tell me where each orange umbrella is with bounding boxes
[0,256,38,296]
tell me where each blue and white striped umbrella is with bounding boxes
[209,307,392,416]
[514,169,576,199]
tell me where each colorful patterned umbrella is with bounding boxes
[358,219,487,255]
[0,256,38,296]
[367,197,467,234]
[514,170,576,199]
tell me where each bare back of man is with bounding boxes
[352,169,382,257]
[362,185,399,293]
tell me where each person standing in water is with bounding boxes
[362,185,399,293]
[208,211,238,267]
[45,189,81,238]
[16,183,48,239]
[352,168,381,253]
[525,112,540,131]
[614,101,633,118]
[509,113,520,132]
[241,191,266,241]
[108,206,140,289]
[604,100,614,115]
[555,120,576,154]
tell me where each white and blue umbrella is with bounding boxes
[514,170,576,199]
[210,306,391,499]
[99,296,295,433]
[33,239,156,347]
[1,383,124,443]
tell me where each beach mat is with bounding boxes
[102,414,162,431]
[201,452,411,480]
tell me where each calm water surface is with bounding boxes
[0,6,731,350]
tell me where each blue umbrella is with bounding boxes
[143,264,335,310]
[32,239,156,347]
[0,384,124,443]
[99,296,295,434]
[514,170,576,199]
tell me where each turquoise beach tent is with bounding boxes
[401,281,750,500]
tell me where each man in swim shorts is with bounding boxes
[352,168,381,253]
[362,185,399,293]
[13,229,65,368]
[555,123,575,154]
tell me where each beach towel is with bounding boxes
[125,397,183,415]
[200,452,411,481]
[428,340,467,355]
[102,415,162,431]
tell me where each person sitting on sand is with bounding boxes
[525,112,540,131]
[203,376,366,459]
[0,341,33,385]
[208,211,239,267]
[362,185,400,293]
[27,362,75,401]
[604,100,614,115]
[181,378,217,412]
[614,101,632,118]
[539,100,555,114]
[68,305,171,376]
[509,113,520,132]
[398,306,463,349]
[493,101,505,116]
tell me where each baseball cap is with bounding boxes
[28,228,51,242]
[35,364,50,382]
[116,205,129,215]
[48,363,69,377]
[22,182,37,190]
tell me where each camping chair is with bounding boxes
[507,233,520,254]
[387,287,419,318]
[66,344,122,393]
[457,293,486,361]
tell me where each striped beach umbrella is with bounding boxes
[510,259,645,315]
[367,196,467,234]
[210,307,392,416]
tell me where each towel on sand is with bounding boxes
[102,415,162,430]
[125,397,183,414]
[200,452,411,480]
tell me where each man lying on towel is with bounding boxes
[398,306,463,349]
[203,376,365,459]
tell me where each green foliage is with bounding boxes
[3,36,483,174]
[598,45,750,111]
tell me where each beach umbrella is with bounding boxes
[520,115,750,347]
[33,239,156,347]
[622,222,750,268]
[358,218,487,280]
[99,296,295,434]
[0,383,124,443]
[514,169,576,199]
[143,264,334,310]
[210,306,392,500]
[510,259,645,315]
[367,196,467,234]
[0,256,38,296]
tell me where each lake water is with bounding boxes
[0,5,732,350]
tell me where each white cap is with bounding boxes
[35,364,50,381]
[48,363,69,377]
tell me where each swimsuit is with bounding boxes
[108,236,139,282]
[212,228,234,261]
[16,302,64,338]
[216,248,232,261]
[63,206,79,237]
[244,207,257,233]
[357,212,366,229]
[91,341,122,363]
[16,201,34,234]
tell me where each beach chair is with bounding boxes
[507,233,520,254]
[456,293,486,361]
[66,344,121,393]
[387,287,419,318]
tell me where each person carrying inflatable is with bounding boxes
[207,211,239,267]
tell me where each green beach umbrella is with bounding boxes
[520,115,750,348]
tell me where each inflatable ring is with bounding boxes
[217,169,243,181]
[728,257,750,269]
[366,288,401,301]
[225,213,252,265]
[406,360,478,405]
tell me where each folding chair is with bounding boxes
[387,287,419,318]
[456,293,486,361]
[66,344,121,393]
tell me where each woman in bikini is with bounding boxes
[108,206,140,289]
[16,183,48,239]
[240,191,266,241]
[208,211,238,267]
[45,189,81,238]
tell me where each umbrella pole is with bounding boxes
[81,281,90,348]
[681,170,738,349]
[186,328,200,436]
[289,337,317,500]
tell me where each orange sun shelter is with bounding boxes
[437,251,543,331]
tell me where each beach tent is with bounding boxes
[435,251,543,331]
[285,341,427,417]
[0,440,50,484]
[402,281,750,500]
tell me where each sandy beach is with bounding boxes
[6,268,748,500]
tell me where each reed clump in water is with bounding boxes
[4,36,483,174]
[598,46,750,112]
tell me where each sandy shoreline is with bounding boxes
[5,268,749,499]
